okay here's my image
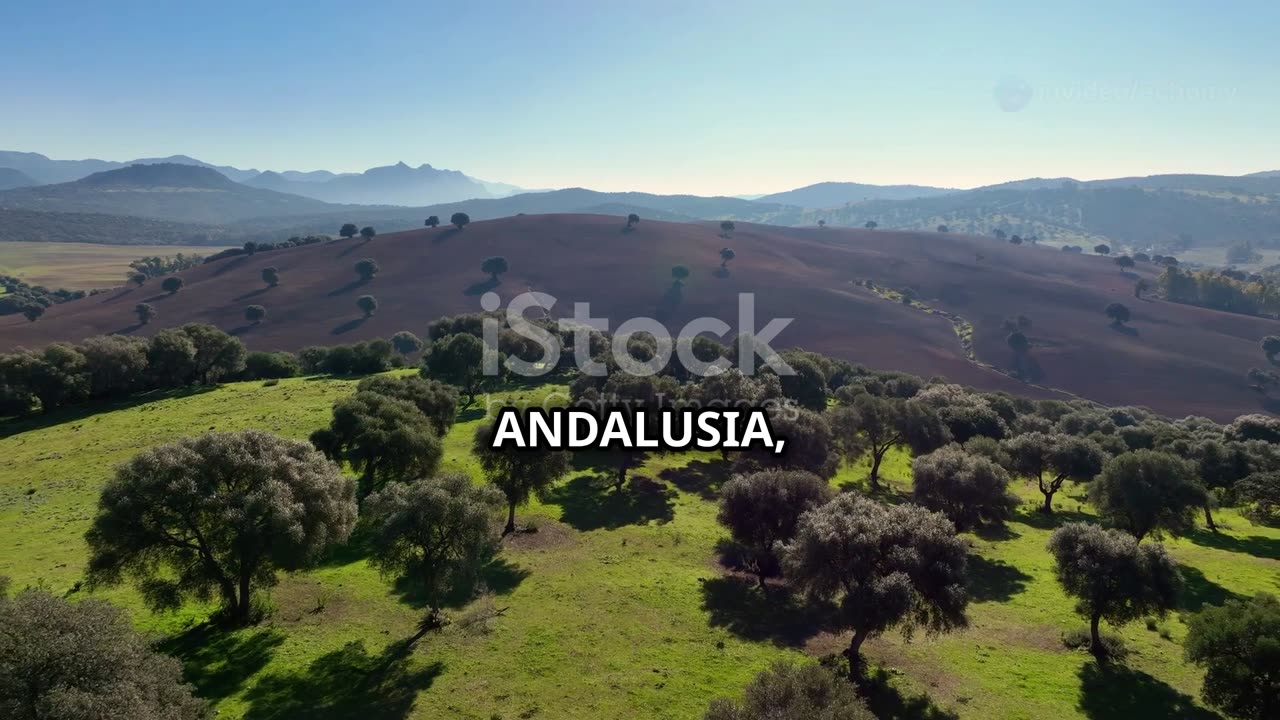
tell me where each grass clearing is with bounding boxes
[2,375,1277,718]
[0,240,232,289]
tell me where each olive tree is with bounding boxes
[0,588,207,720]
[451,212,470,229]
[391,330,424,356]
[473,420,570,534]
[425,215,440,228]
[780,494,968,676]
[85,431,358,626]
[356,374,459,435]
[356,294,378,318]
[719,247,736,267]
[911,444,1018,531]
[626,213,640,228]
[1105,302,1131,326]
[717,470,832,588]
[365,473,503,620]
[1001,432,1105,514]
[1089,450,1206,541]
[359,226,376,241]
[134,303,156,325]
[1047,522,1181,661]
[1184,593,1280,720]
[421,333,488,404]
[340,223,358,239]
[481,256,509,281]
[244,305,266,324]
[354,258,379,281]
[161,276,183,295]
[705,660,873,720]
[311,391,443,499]
[261,267,279,287]
[829,394,949,489]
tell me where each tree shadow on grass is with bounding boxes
[1177,564,1242,613]
[544,474,675,530]
[1076,663,1220,720]
[432,227,462,244]
[1184,527,1280,561]
[1109,324,1140,338]
[0,385,217,439]
[391,556,530,610]
[859,665,961,720]
[700,575,835,648]
[229,323,257,337]
[110,322,145,336]
[242,637,443,720]
[158,624,285,699]
[1013,507,1094,531]
[463,277,499,296]
[212,254,249,276]
[331,316,367,336]
[99,287,135,304]
[658,458,730,500]
[967,554,1032,603]
[971,522,1021,542]
[235,287,270,302]
[326,278,369,297]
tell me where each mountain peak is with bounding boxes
[78,162,238,189]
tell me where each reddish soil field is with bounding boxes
[2,214,1275,420]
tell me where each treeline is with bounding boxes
[0,275,88,319]
[1159,265,1280,317]
[127,253,203,279]
[202,234,330,264]
[0,325,422,417]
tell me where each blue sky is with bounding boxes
[2,1,1277,194]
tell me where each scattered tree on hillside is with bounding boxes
[781,494,968,677]
[244,305,266,324]
[355,258,380,281]
[1134,252,1150,262]
[359,226,376,241]
[1089,450,1206,542]
[720,220,735,237]
[718,247,736,268]
[85,431,357,626]
[626,213,640,228]
[340,223,358,240]
[128,271,147,287]
[1184,593,1280,720]
[391,330,424,357]
[1104,302,1131,326]
[244,241,258,255]
[311,392,443,498]
[1047,523,1181,662]
[705,661,874,720]
[134,303,156,325]
[161,276,183,295]
[671,264,691,285]
[1261,336,1280,366]
[1094,244,1111,256]
[1135,278,1149,299]
[481,256,509,281]
[994,229,1007,240]
[451,212,470,230]
[422,333,488,404]
[911,444,1018,531]
[0,588,207,720]
[937,224,949,232]
[1010,234,1023,245]
[717,470,833,589]
[864,220,878,230]
[829,394,949,490]
[1007,330,1030,354]
[473,420,570,534]
[1001,432,1105,514]
[1115,255,1136,271]
[425,215,440,228]
[356,374,459,436]
[357,294,378,318]
[365,473,503,623]
[262,266,279,287]
[21,305,43,322]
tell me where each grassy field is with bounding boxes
[0,241,232,289]
[1,375,1277,719]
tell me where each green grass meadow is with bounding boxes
[2,375,1277,719]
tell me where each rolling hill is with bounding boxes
[756,181,956,206]
[245,162,495,205]
[3,213,1276,420]
[0,168,37,190]
[0,163,347,224]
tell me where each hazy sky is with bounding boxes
[3,1,1277,195]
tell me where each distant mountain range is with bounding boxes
[2,150,1280,256]
[0,151,519,206]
